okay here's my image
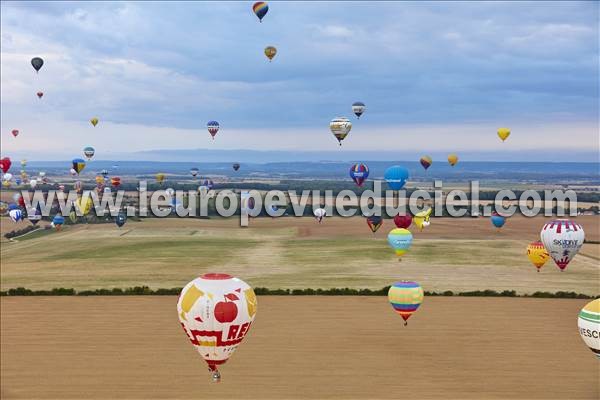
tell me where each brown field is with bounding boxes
[1,296,598,399]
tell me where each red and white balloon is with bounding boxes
[177,273,257,382]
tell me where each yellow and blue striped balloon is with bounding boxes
[388,281,424,325]
[387,228,413,259]
[71,158,86,175]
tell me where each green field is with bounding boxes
[2,217,598,294]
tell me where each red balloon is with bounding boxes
[393,214,412,229]
[0,157,11,173]
[11,129,19,137]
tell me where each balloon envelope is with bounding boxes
[413,208,432,230]
[329,117,352,145]
[233,163,240,171]
[388,281,424,324]
[264,46,277,61]
[526,241,550,271]
[393,214,412,229]
[349,163,369,187]
[31,57,44,72]
[540,219,585,271]
[448,154,459,166]
[83,146,95,160]
[491,213,506,228]
[207,121,220,139]
[497,128,510,142]
[578,299,600,359]
[116,212,127,228]
[90,117,99,127]
[177,273,257,381]
[420,156,432,170]
[387,228,413,257]
[72,159,86,174]
[384,166,409,190]
[252,1,268,21]
[0,157,12,173]
[352,102,365,118]
[190,168,199,177]
[366,215,383,233]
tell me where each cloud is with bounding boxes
[0,1,597,159]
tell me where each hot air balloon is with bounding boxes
[156,173,166,185]
[578,299,600,359]
[75,194,93,216]
[9,208,23,223]
[27,206,42,225]
[252,1,268,22]
[13,193,25,208]
[2,173,13,184]
[0,157,11,173]
[207,121,220,139]
[101,169,109,177]
[29,179,38,189]
[20,159,27,168]
[387,228,413,260]
[111,177,121,188]
[31,57,44,73]
[413,208,432,230]
[540,219,585,271]
[72,158,86,175]
[349,163,369,187]
[448,154,458,166]
[37,91,43,99]
[190,168,199,177]
[177,273,257,382]
[388,281,424,325]
[90,117,99,127]
[11,129,19,138]
[116,211,127,228]
[330,117,352,145]
[233,163,240,171]
[83,146,95,160]
[491,212,506,229]
[394,214,412,229]
[366,215,383,233]
[52,214,65,231]
[352,102,365,119]
[526,241,550,272]
[384,166,409,190]
[95,175,104,185]
[264,46,277,61]
[420,156,432,170]
[497,128,510,142]
[314,208,326,223]
[202,179,214,191]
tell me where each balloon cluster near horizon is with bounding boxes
[177,273,257,382]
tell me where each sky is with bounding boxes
[1,1,598,161]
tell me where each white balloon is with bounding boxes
[540,219,585,271]
[29,179,38,189]
[177,273,257,382]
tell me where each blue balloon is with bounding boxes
[8,203,19,211]
[52,215,65,225]
[491,214,505,228]
[384,166,409,190]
